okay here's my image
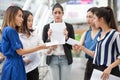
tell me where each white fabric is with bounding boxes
[53,45,65,55]
[19,32,43,73]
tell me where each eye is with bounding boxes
[58,12,62,14]
[53,11,62,14]
[54,12,57,14]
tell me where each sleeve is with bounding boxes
[0,43,2,52]
[68,24,75,39]
[65,23,75,49]
[115,34,120,59]
[42,24,50,42]
[7,29,22,50]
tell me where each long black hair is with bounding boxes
[87,7,98,14]
[21,10,34,35]
[52,3,64,13]
[94,6,118,30]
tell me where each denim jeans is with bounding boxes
[49,55,71,80]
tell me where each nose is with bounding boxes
[56,13,60,16]
[21,17,23,22]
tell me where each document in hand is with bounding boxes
[45,41,59,46]
[66,38,80,45]
[50,23,66,44]
[90,69,120,80]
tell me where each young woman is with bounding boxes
[0,6,47,80]
[42,3,75,80]
[93,7,120,80]
[19,10,41,80]
[73,7,101,80]
[77,7,120,80]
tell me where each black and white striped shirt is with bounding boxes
[93,29,120,66]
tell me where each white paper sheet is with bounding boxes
[45,41,59,46]
[66,38,80,45]
[50,23,66,44]
[90,69,120,80]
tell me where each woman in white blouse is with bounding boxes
[19,10,42,80]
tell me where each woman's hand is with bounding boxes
[51,45,57,50]
[39,43,47,49]
[47,45,57,54]
[72,44,80,53]
[23,57,31,65]
[0,52,5,62]
[79,45,85,51]
[64,28,68,40]
[101,67,112,80]
[47,28,52,40]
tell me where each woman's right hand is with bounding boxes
[38,43,47,50]
[23,57,31,65]
[47,45,57,54]
[101,67,112,80]
[47,28,52,40]
[72,44,80,53]
[0,52,5,62]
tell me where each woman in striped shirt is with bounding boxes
[93,7,120,80]
[76,7,120,80]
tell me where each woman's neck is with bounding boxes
[91,25,100,31]
[90,26,100,40]
[24,31,30,38]
[101,25,112,33]
[54,20,63,23]
[99,25,112,39]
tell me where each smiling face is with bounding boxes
[52,8,63,23]
[15,10,23,27]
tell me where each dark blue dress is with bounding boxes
[1,26,27,80]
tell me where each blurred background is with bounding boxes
[0,0,120,37]
[0,0,120,80]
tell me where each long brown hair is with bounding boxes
[1,6,23,32]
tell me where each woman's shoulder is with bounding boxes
[44,22,51,27]
[113,30,120,36]
[2,26,16,33]
[3,26,15,31]
[64,22,72,26]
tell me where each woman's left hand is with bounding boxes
[64,28,68,40]
[101,67,112,80]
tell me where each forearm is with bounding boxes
[17,44,46,55]
[108,59,120,70]
[81,46,94,57]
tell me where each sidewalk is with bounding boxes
[71,57,87,80]
[39,57,87,80]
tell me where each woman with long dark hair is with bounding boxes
[42,3,75,80]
